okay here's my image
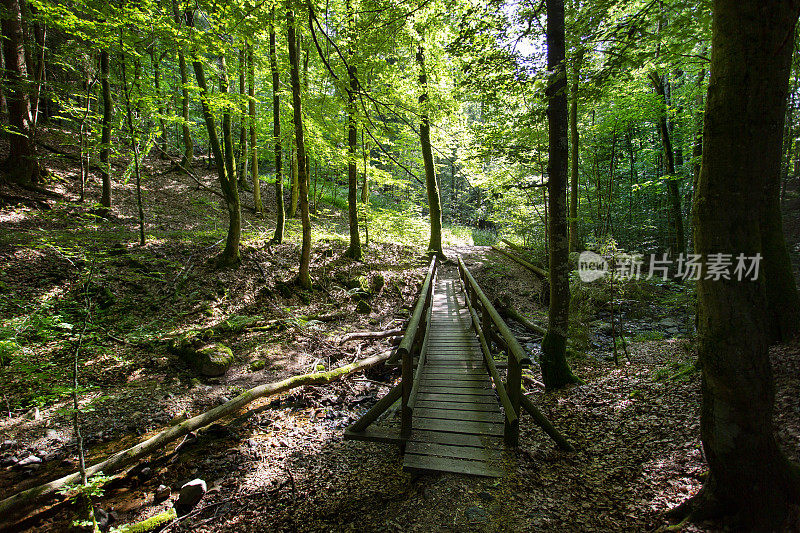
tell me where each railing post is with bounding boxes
[400,347,412,444]
[505,350,521,446]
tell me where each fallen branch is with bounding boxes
[493,299,581,353]
[0,352,391,520]
[491,244,548,279]
[339,327,404,344]
[522,373,545,389]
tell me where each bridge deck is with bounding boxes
[402,276,504,477]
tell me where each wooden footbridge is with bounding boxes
[345,257,573,477]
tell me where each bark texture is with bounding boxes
[416,44,443,256]
[678,1,800,527]
[0,0,40,184]
[541,0,579,390]
[270,13,284,243]
[288,9,312,289]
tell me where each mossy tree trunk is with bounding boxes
[270,11,284,243]
[674,1,800,527]
[288,8,311,289]
[416,44,443,257]
[541,0,580,390]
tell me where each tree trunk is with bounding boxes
[650,71,685,257]
[249,43,261,214]
[344,0,362,259]
[270,11,284,243]
[290,149,299,217]
[238,46,248,189]
[673,1,800,527]
[99,49,112,214]
[188,10,240,266]
[568,49,583,253]
[172,0,193,168]
[541,0,579,390]
[0,0,40,184]
[288,9,311,289]
[151,48,167,158]
[415,44,443,256]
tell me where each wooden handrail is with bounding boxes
[396,256,437,439]
[463,289,518,427]
[457,257,531,367]
[388,256,437,364]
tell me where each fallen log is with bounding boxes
[339,327,404,344]
[0,352,391,520]
[492,243,548,279]
[522,373,545,389]
[493,299,581,353]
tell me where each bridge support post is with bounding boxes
[505,353,521,446]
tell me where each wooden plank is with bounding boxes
[421,368,487,376]
[403,453,502,477]
[417,386,492,396]
[409,429,501,448]
[413,408,503,423]
[417,392,497,403]
[344,426,403,445]
[412,417,504,436]
[414,400,500,412]
[406,441,498,462]
[420,371,487,378]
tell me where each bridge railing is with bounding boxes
[458,257,531,446]
[391,255,437,439]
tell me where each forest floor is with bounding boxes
[1,130,799,532]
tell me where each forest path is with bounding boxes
[402,273,505,477]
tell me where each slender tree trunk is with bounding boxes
[288,8,311,289]
[248,43,261,214]
[650,71,685,257]
[99,49,112,214]
[270,12,284,243]
[362,129,369,245]
[120,43,145,246]
[290,149,299,217]
[541,0,579,390]
[344,0,362,259]
[171,0,193,169]
[416,44,443,256]
[238,46,248,188]
[568,49,583,253]
[151,48,167,158]
[673,1,800,527]
[1,0,40,184]
[188,10,240,266]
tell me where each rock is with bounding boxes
[370,273,385,293]
[1,440,17,450]
[94,508,114,530]
[17,455,42,467]
[249,359,266,371]
[45,429,62,442]
[1,454,18,466]
[275,281,293,298]
[658,317,680,328]
[154,484,171,502]
[356,300,371,314]
[138,467,153,481]
[465,506,488,523]
[176,479,207,514]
